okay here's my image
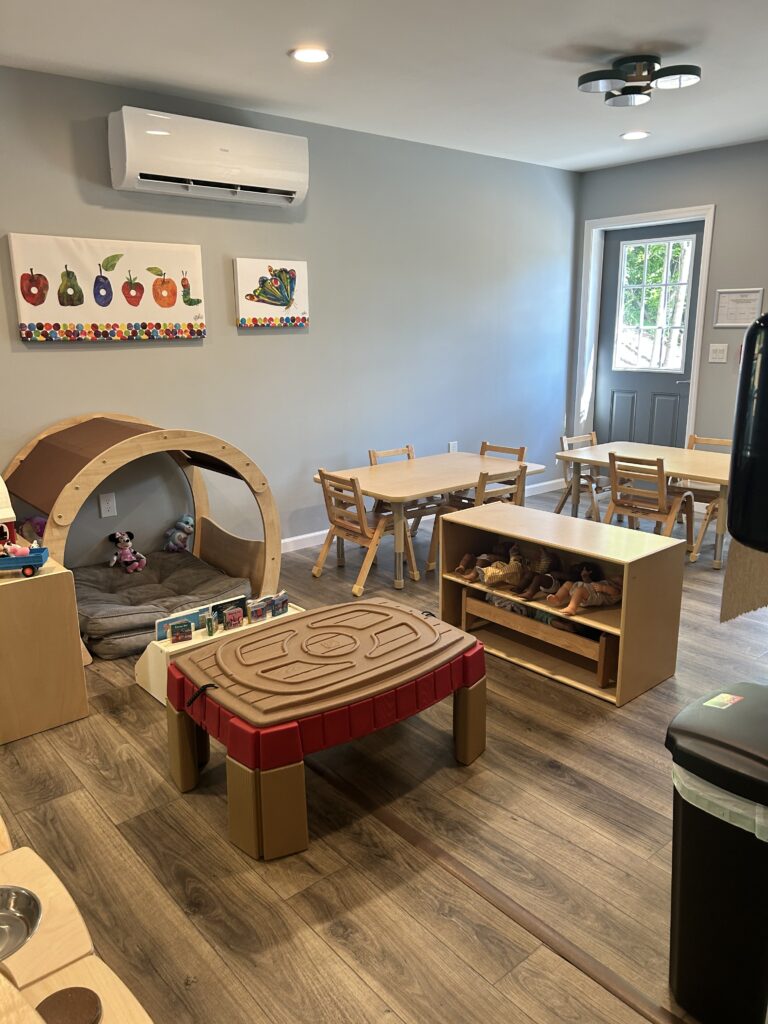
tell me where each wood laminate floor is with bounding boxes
[2,495,760,1024]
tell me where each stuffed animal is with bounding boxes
[163,514,194,553]
[18,516,47,544]
[1,541,32,557]
[108,531,147,573]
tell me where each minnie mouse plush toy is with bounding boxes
[108,531,147,573]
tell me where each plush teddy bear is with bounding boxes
[163,514,194,553]
[108,530,147,573]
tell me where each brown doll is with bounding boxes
[518,546,565,601]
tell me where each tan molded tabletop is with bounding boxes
[441,502,683,563]
[315,452,546,502]
[556,441,731,486]
[174,599,475,726]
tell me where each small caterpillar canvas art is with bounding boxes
[234,257,309,329]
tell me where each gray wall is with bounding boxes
[0,67,575,566]
[578,141,768,439]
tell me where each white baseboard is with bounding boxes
[282,529,329,553]
[526,478,563,495]
[281,480,564,553]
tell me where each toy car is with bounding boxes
[0,546,49,577]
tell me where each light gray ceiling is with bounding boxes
[3,0,767,170]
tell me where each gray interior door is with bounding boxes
[594,221,703,446]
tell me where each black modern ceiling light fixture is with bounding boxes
[578,54,701,106]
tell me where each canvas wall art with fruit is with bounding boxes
[234,256,309,329]
[9,233,206,342]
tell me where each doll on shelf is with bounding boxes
[455,541,532,591]
[546,561,623,617]
[517,546,565,602]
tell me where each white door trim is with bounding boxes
[572,204,716,438]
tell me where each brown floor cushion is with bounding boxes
[74,550,251,659]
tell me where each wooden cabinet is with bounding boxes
[0,559,88,743]
[439,504,685,706]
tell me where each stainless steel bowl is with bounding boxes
[0,886,42,960]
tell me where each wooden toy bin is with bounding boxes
[439,503,685,706]
[0,559,88,745]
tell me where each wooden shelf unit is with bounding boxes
[439,503,685,706]
[0,558,88,744]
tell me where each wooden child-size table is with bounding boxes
[315,452,545,589]
[556,440,732,568]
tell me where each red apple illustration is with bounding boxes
[122,271,144,307]
[20,268,49,306]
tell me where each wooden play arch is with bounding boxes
[3,413,281,595]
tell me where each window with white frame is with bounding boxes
[613,235,695,372]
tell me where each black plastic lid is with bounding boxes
[665,682,768,805]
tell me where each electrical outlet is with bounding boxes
[99,492,117,518]
[448,441,458,453]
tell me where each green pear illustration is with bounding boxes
[57,264,84,307]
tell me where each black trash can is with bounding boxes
[665,682,768,1024]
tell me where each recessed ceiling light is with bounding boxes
[289,47,331,64]
[621,130,650,140]
[146,130,170,136]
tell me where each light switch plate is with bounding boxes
[709,343,729,364]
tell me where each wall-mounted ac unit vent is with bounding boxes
[108,106,309,207]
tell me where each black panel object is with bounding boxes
[729,313,768,551]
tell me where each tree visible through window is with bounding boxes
[613,236,694,372]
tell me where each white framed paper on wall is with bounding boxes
[9,233,206,341]
[713,288,764,328]
[234,257,309,329]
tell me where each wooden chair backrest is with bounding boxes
[687,434,731,452]
[479,441,528,463]
[318,470,372,539]
[608,453,668,514]
[559,431,598,483]
[368,444,415,465]
[475,464,528,506]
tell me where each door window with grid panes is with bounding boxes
[613,235,695,373]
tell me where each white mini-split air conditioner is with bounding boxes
[108,106,308,207]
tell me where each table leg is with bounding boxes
[227,757,309,861]
[392,501,405,590]
[453,677,486,765]
[167,704,199,792]
[336,536,345,566]
[713,484,727,569]
[570,461,581,518]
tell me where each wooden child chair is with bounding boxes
[427,460,528,572]
[554,432,610,519]
[368,444,441,535]
[468,441,529,504]
[604,453,694,548]
[669,435,731,563]
[312,470,418,596]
